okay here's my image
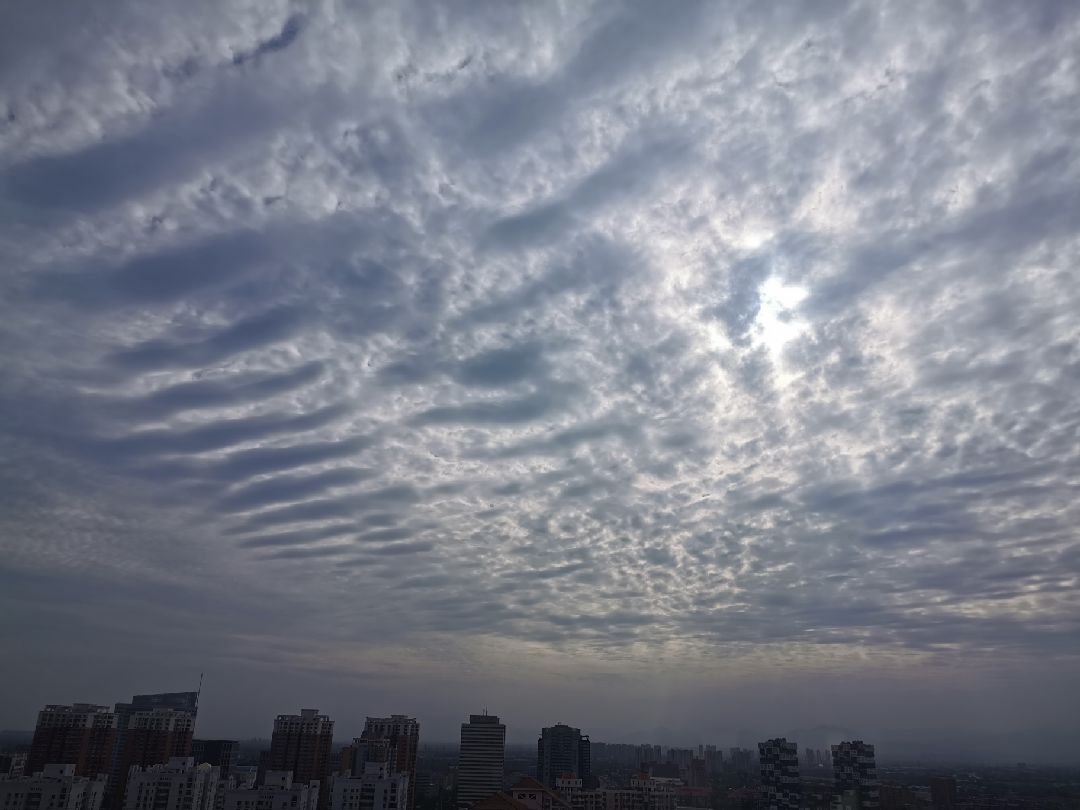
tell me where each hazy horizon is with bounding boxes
[2,0,1078,770]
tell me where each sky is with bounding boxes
[1,0,1079,762]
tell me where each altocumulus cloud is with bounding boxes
[1,0,1079,744]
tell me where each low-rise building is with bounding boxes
[220,771,319,810]
[0,764,108,810]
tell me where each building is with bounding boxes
[115,709,197,803]
[329,761,409,810]
[536,726,590,790]
[193,742,238,778]
[267,710,334,807]
[27,705,118,779]
[221,771,319,810]
[0,764,108,810]
[508,777,570,810]
[726,749,753,774]
[123,757,218,810]
[831,741,878,809]
[360,717,418,810]
[457,713,506,810]
[552,778,600,810]
[0,752,28,778]
[757,739,799,810]
[928,776,956,810]
[108,693,200,810]
[702,747,721,776]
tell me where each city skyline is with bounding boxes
[2,0,1080,768]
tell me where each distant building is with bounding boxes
[928,776,956,809]
[664,750,691,769]
[831,741,878,809]
[267,710,334,807]
[757,739,799,810]
[220,770,318,810]
[726,749,753,774]
[123,757,218,810]
[329,761,409,810]
[360,716,419,810]
[0,752,28,778]
[193,741,238,778]
[0,763,107,810]
[702,746,721,776]
[457,713,506,810]
[27,704,118,779]
[536,726,590,790]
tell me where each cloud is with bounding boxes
[1,0,1080,749]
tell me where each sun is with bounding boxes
[754,276,808,361]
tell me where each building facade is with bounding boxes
[27,705,118,779]
[0,764,107,810]
[536,726,590,790]
[457,714,506,810]
[267,710,334,807]
[329,761,408,810]
[108,693,200,810]
[360,717,418,810]
[831,741,878,809]
[122,758,218,810]
[192,742,238,778]
[758,739,799,810]
[221,771,319,810]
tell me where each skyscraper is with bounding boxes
[757,738,799,810]
[831,741,878,809]
[27,704,118,778]
[361,716,419,810]
[536,725,590,790]
[457,713,506,810]
[267,709,334,807]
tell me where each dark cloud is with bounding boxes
[232,15,305,66]
[108,307,310,371]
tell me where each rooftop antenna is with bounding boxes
[196,673,204,712]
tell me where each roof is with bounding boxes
[509,777,571,809]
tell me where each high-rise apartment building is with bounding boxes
[360,716,419,810]
[193,741,239,778]
[758,738,799,810]
[123,758,218,810]
[536,726,590,790]
[268,710,334,807]
[831,741,878,809]
[0,764,108,810]
[457,713,506,810]
[116,710,197,792]
[108,693,200,810]
[27,704,118,778]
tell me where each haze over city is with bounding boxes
[2,0,1079,766]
